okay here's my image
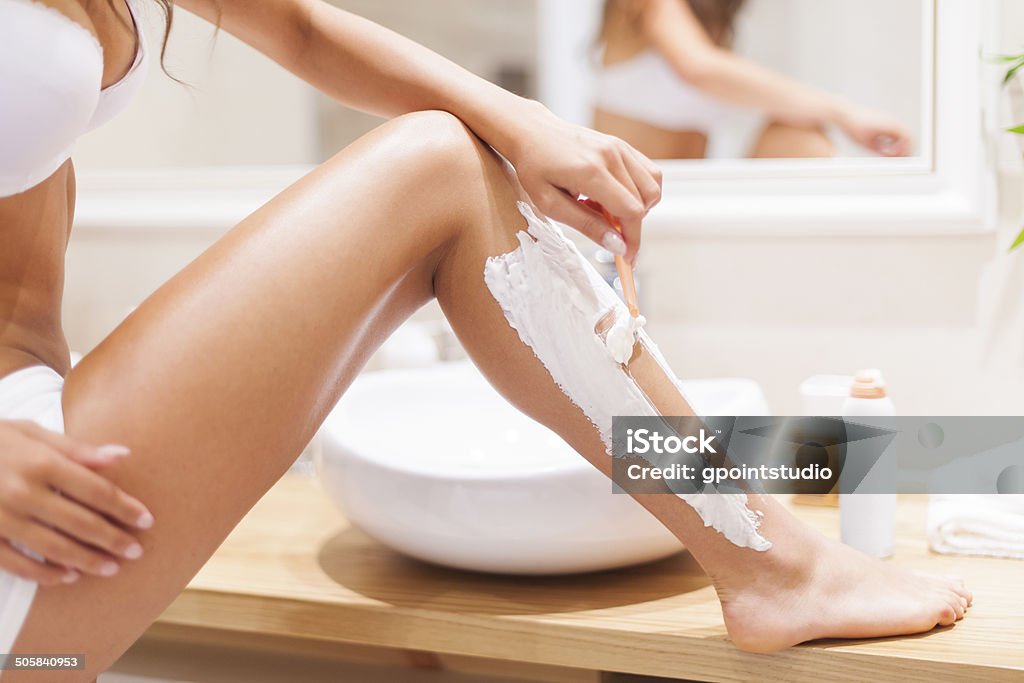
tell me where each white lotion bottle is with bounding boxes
[840,370,897,558]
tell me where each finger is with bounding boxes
[8,518,120,577]
[0,541,78,586]
[34,429,131,468]
[875,136,900,157]
[32,486,144,561]
[620,147,663,210]
[14,421,131,468]
[580,172,645,265]
[605,149,645,211]
[535,187,626,255]
[874,129,912,157]
[49,458,154,530]
[895,131,913,157]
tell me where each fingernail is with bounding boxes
[100,561,119,577]
[601,231,627,256]
[124,543,143,560]
[95,444,131,459]
[136,512,154,530]
[62,570,80,584]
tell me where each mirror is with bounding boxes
[74,0,932,174]
[539,0,929,161]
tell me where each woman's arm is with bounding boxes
[636,0,911,156]
[177,0,661,263]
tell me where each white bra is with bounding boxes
[594,49,729,133]
[0,0,148,197]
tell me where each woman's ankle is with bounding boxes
[703,514,826,599]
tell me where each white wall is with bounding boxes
[318,0,538,154]
[74,5,319,169]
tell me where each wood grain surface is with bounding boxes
[153,475,1024,682]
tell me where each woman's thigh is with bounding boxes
[8,111,525,681]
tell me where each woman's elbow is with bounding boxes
[673,50,720,89]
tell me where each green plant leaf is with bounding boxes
[1004,60,1024,84]
[992,53,1024,63]
[1008,124,1024,135]
[1011,227,1024,253]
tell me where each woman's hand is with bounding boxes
[0,421,152,585]
[502,103,663,265]
[838,106,913,157]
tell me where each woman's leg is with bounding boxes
[750,120,835,158]
[10,111,968,681]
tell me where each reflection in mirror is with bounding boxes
[578,0,928,161]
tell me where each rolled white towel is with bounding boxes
[928,495,1024,560]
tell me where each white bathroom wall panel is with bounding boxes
[318,0,539,155]
[73,5,320,169]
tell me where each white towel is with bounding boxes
[0,365,65,653]
[928,495,1024,560]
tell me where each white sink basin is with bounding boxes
[317,362,769,575]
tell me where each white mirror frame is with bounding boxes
[77,0,997,239]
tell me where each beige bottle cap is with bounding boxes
[850,369,887,399]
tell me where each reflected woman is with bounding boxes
[595,0,913,159]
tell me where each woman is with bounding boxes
[595,0,914,159]
[0,1,969,679]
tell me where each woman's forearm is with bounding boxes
[182,0,664,258]
[674,47,850,130]
[638,0,849,130]
[179,0,545,157]
[291,2,543,157]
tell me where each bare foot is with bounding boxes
[714,532,973,653]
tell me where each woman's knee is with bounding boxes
[372,111,521,223]
[319,110,522,259]
[349,110,492,182]
[751,121,834,159]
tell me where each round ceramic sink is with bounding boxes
[317,362,768,575]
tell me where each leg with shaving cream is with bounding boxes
[462,199,972,652]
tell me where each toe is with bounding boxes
[945,576,973,605]
[948,593,966,620]
[937,604,959,627]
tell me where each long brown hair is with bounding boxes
[149,0,176,76]
[102,0,216,80]
[602,0,747,47]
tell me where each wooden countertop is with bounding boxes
[155,474,1024,682]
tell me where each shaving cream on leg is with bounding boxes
[484,202,771,551]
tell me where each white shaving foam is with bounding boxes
[484,202,771,551]
[606,313,647,365]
